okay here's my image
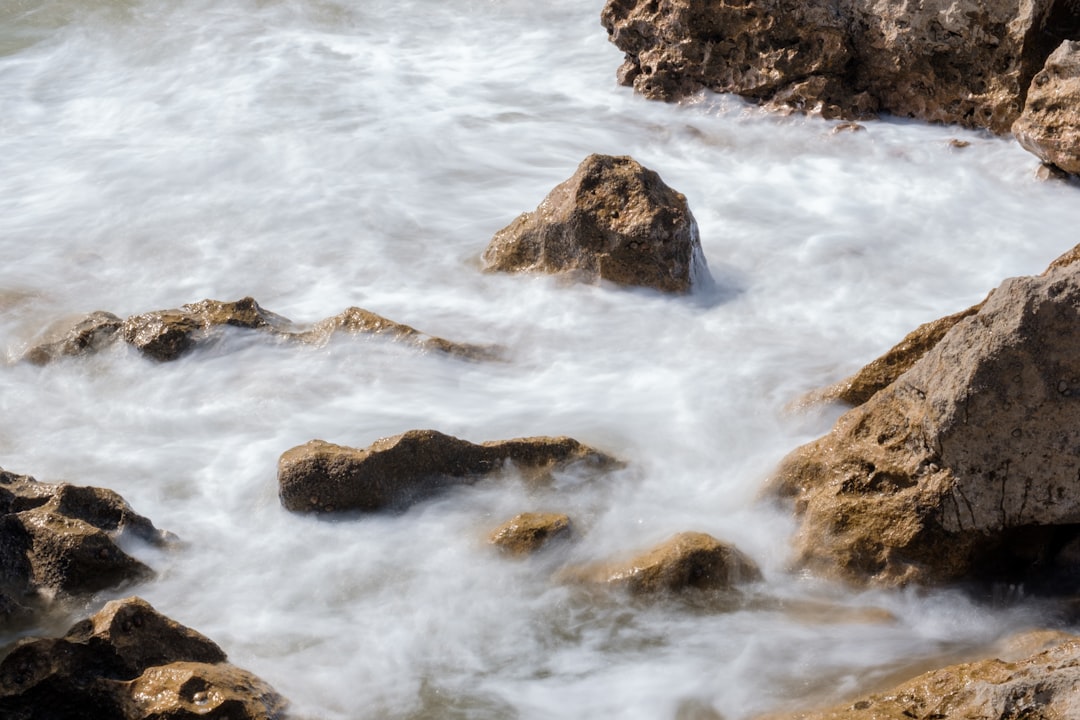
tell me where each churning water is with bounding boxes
[3,1,1080,718]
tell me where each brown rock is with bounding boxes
[121,297,287,361]
[601,0,1080,133]
[23,311,123,365]
[1014,40,1080,174]
[482,154,709,293]
[278,430,619,513]
[0,596,287,720]
[488,513,572,556]
[771,261,1080,588]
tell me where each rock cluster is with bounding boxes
[482,154,709,293]
[1014,39,1080,175]
[0,596,286,720]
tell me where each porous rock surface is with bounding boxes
[482,154,709,293]
[771,260,1080,588]
[0,596,287,720]
[488,512,572,556]
[278,430,619,513]
[1014,39,1080,174]
[0,469,169,626]
[601,0,1080,133]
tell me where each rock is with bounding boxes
[482,154,709,293]
[23,311,123,365]
[0,596,287,720]
[1014,40,1080,174]
[763,632,1080,720]
[771,261,1080,589]
[601,0,1080,133]
[488,513,572,556]
[564,532,762,596]
[0,470,169,625]
[278,430,619,514]
[121,297,288,361]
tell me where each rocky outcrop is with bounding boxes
[563,532,761,597]
[764,631,1080,720]
[771,260,1080,589]
[1014,40,1080,174]
[488,513,572,556]
[278,430,619,514]
[0,596,287,720]
[24,297,492,364]
[601,0,1080,133]
[0,469,170,626]
[482,154,709,293]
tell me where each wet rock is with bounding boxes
[0,596,287,720]
[23,311,123,365]
[601,0,1080,133]
[488,512,572,556]
[564,532,761,596]
[771,261,1080,589]
[1014,40,1080,175]
[279,430,619,514]
[482,154,709,293]
[0,469,169,626]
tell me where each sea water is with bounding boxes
[2,1,1080,718]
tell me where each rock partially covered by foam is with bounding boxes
[488,512,572,556]
[1014,40,1080,175]
[482,154,709,293]
[279,430,620,514]
[0,596,287,720]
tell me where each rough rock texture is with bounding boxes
[764,632,1080,720]
[565,532,762,596]
[0,469,169,626]
[1014,40,1080,174]
[23,311,123,365]
[279,430,619,513]
[488,513,572,556]
[601,0,1080,133]
[482,154,709,293]
[0,596,287,720]
[771,261,1080,589]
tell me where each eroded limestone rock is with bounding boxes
[488,512,572,556]
[1014,40,1080,174]
[0,596,287,720]
[482,154,709,293]
[278,430,619,514]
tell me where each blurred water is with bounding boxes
[2,1,1079,718]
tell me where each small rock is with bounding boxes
[488,513,572,556]
[23,311,123,365]
[121,297,286,361]
[948,138,971,148]
[1014,40,1080,175]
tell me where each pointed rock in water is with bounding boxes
[22,311,123,365]
[488,512,572,556]
[0,596,288,720]
[278,430,619,513]
[1014,40,1080,176]
[771,260,1080,589]
[482,154,709,293]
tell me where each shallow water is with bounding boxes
[3,1,1080,718]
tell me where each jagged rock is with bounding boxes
[488,513,572,556]
[0,596,287,720]
[278,430,619,513]
[1014,40,1080,174]
[762,631,1080,720]
[771,261,1080,589]
[23,311,123,365]
[0,470,169,625]
[563,532,762,596]
[601,0,1080,133]
[482,154,709,293]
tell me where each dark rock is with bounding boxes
[23,312,123,365]
[278,430,619,513]
[482,154,709,293]
[488,513,572,556]
[1014,40,1080,174]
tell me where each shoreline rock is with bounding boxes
[1014,40,1080,175]
[488,512,572,556]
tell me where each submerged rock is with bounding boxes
[0,596,287,720]
[278,430,619,514]
[488,512,572,556]
[601,0,1080,133]
[0,469,169,627]
[482,154,709,293]
[772,260,1080,589]
[23,311,123,365]
[1014,40,1080,175]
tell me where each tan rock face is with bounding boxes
[482,154,709,293]
[1014,40,1080,174]
[602,0,1080,133]
[278,430,619,513]
[0,597,287,720]
[488,513,572,556]
[772,261,1080,588]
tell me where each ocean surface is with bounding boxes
[3,1,1080,718]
